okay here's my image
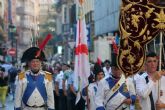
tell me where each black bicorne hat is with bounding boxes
[93,63,104,76]
[111,53,118,67]
[21,47,46,63]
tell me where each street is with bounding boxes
[0,94,14,110]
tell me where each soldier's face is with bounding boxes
[145,56,158,74]
[29,59,41,73]
[96,72,104,81]
[111,66,122,78]
[105,63,110,68]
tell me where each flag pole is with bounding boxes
[86,86,90,110]
[154,39,156,53]
[163,42,165,70]
[158,31,163,99]
[74,0,90,108]
[78,1,90,109]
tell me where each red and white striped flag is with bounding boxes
[74,0,90,104]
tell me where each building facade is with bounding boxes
[0,0,7,61]
[93,0,121,62]
[38,0,57,61]
[94,0,121,35]
[16,0,40,61]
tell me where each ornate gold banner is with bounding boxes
[118,0,165,77]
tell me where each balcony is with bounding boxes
[16,6,34,16]
[19,20,32,29]
[19,21,37,30]
[16,7,24,15]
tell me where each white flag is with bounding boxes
[74,0,90,104]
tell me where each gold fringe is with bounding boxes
[45,71,52,81]
[18,72,25,80]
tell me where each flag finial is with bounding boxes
[79,0,84,5]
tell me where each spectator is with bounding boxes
[8,67,18,100]
[0,66,8,108]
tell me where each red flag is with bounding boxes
[74,3,90,104]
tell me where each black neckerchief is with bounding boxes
[111,74,120,83]
[111,74,120,80]
[30,70,40,76]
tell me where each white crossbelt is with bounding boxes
[104,74,126,105]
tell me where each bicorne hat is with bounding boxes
[93,63,104,76]
[111,53,118,67]
[21,47,46,63]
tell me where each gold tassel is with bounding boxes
[135,96,142,110]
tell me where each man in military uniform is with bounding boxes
[136,52,165,110]
[88,63,105,110]
[14,47,54,110]
[95,54,136,110]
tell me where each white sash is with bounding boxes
[105,92,127,110]
[104,74,126,106]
